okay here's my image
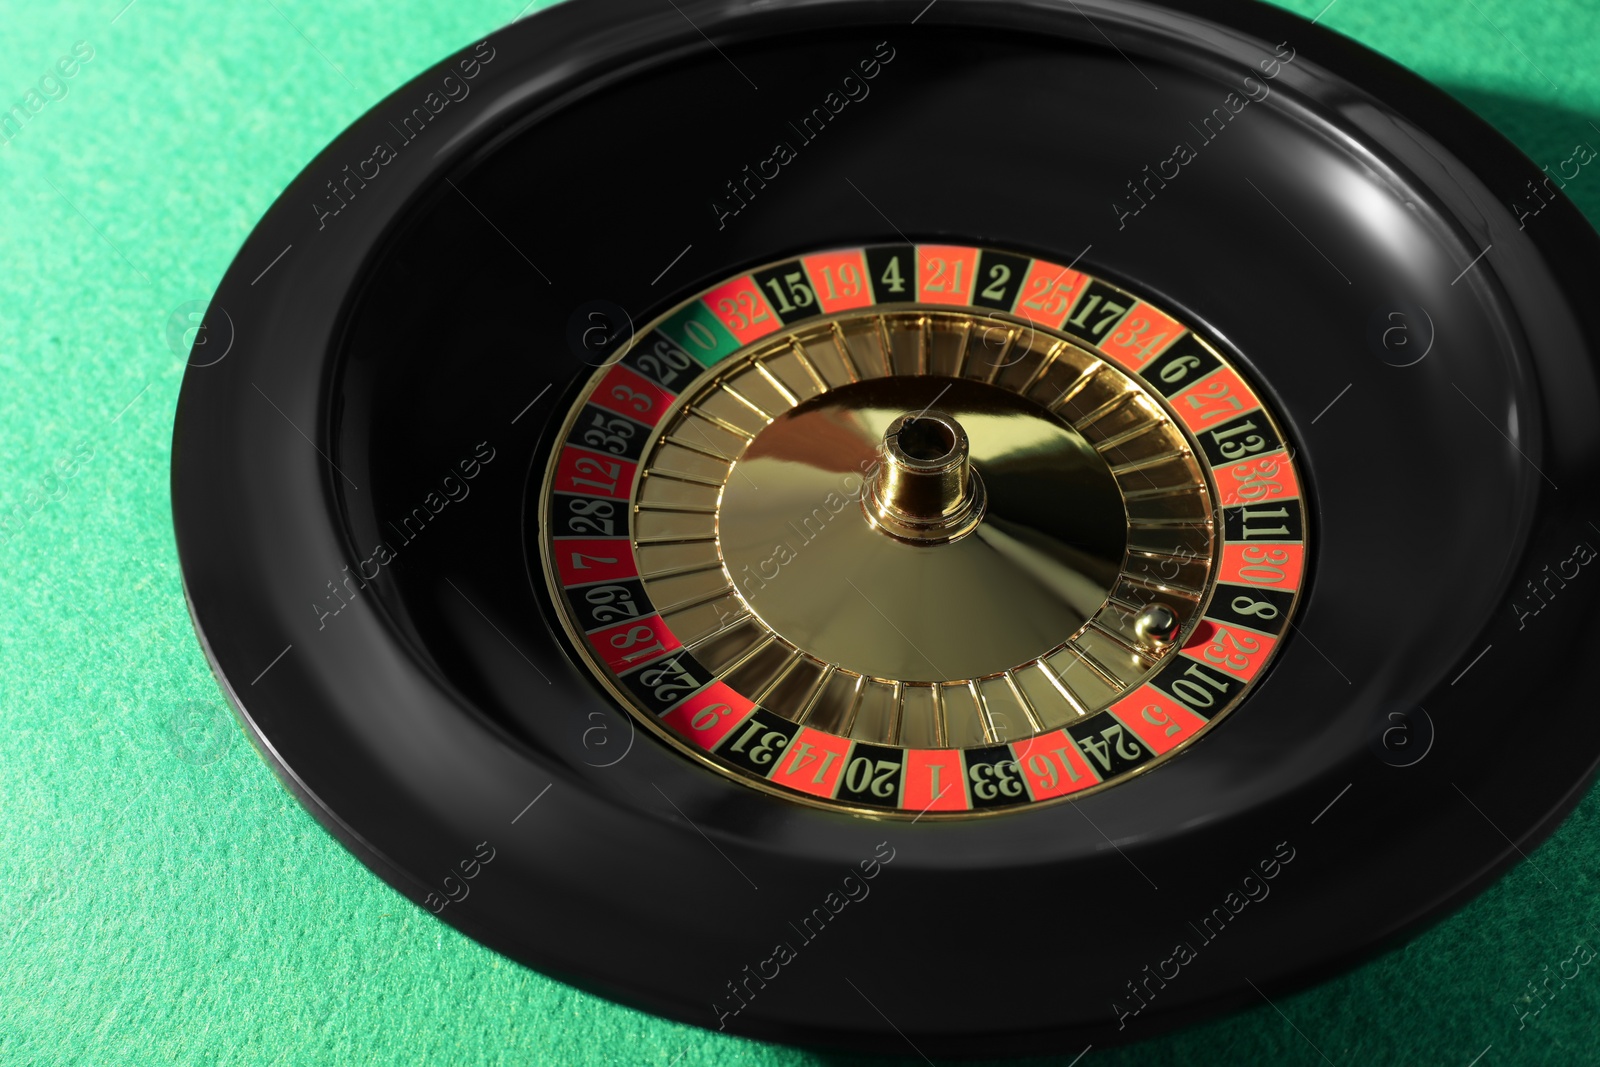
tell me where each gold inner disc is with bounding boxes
[719,375,1127,681]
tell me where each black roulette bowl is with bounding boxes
[171,0,1600,1055]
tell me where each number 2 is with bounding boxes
[980,263,1011,301]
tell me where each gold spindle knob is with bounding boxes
[863,410,987,545]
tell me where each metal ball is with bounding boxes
[1134,603,1181,646]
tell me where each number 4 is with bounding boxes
[879,255,906,294]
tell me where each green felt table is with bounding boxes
[2,0,1597,1063]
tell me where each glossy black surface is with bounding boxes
[172,0,1600,1055]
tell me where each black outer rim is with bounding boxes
[172,0,1600,1055]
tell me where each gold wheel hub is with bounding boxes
[861,408,988,544]
[716,366,1143,686]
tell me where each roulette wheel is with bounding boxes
[169,0,1600,1055]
